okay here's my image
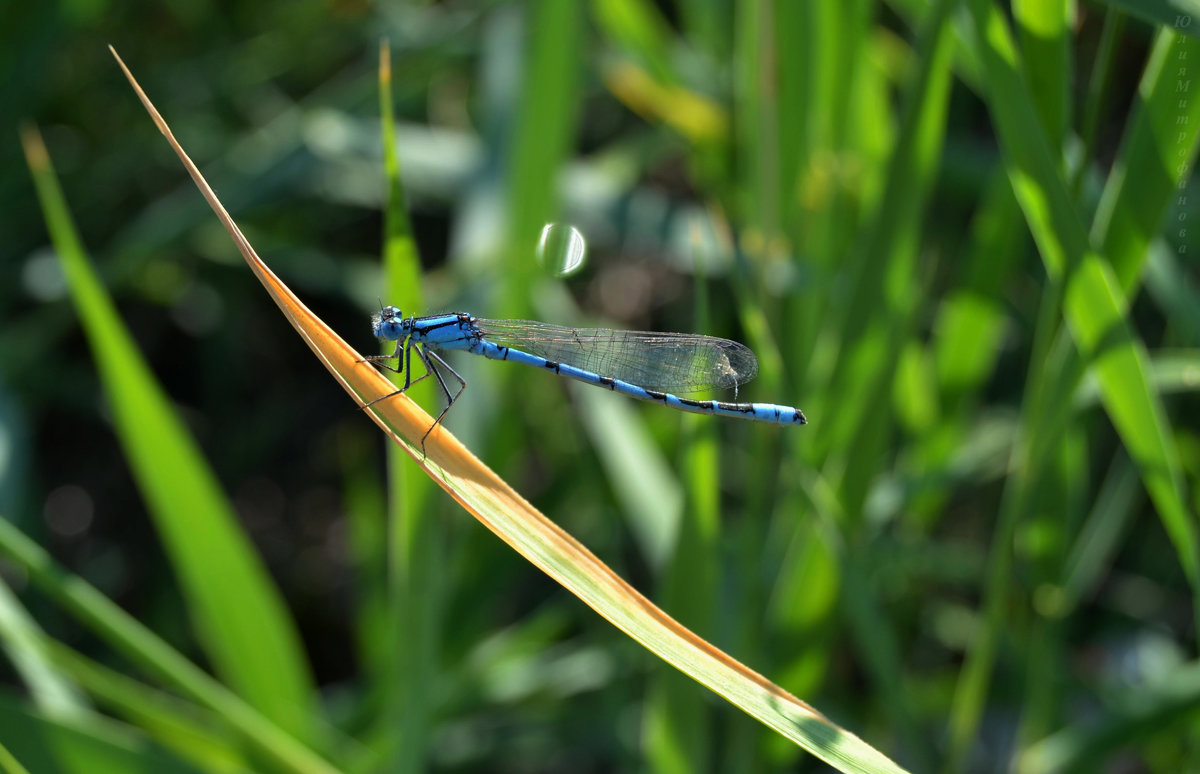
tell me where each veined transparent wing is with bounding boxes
[473,318,759,394]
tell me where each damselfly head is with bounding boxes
[372,305,406,340]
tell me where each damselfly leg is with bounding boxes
[419,346,467,451]
[360,340,468,456]
[358,339,405,373]
[361,339,429,409]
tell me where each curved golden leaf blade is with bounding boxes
[110,46,907,774]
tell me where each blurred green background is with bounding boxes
[3,0,1200,772]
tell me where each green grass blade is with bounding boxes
[1017,660,1200,774]
[933,169,1025,405]
[841,551,930,770]
[804,8,956,764]
[677,0,727,58]
[590,0,677,85]
[21,125,317,741]
[734,0,782,237]
[576,388,683,571]
[0,739,32,774]
[774,0,813,227]
[640,416,716,774]
[1075,8,1125,195]
[1014,0,1071,148]
[1086,0,1200,41]
[1014,428,1085,747]
[502,0,584,310]
[818,0,873,232]
[1074,350,1200,408]
[378,41,425,320]
[376,40,440,774]
[946,322,1084,771]
[911,169,1026,524]
[946,5,1200,766]
[894,340,940,434]
[1061,452,1141,606]
[1063,260,1197,580]
[820,0,955,468]
[768,512,840,698]
[643,265,719,774]
[0,694,207,774]
[340,437,389,681]
[0,516,338,774]
[967,0,1197,595]
[1146,240,1200,338]
[41,642,251,773]
[1092,30,1200,293]
[0,576,86,716]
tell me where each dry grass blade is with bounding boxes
[109,46,907,774]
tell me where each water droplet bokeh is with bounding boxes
[536,223,587,277]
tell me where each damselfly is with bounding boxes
[364,307,806,449]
